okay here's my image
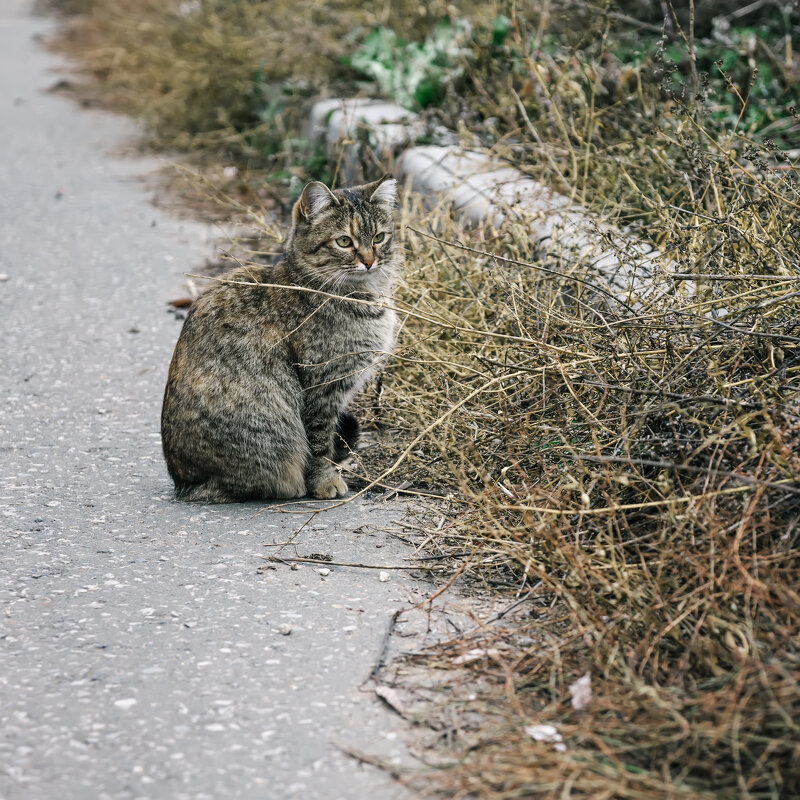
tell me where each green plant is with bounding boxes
[349,20,472,109]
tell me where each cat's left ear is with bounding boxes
[366,175,398,207]
[297,181,339,220]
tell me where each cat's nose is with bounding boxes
[360,251,374,269]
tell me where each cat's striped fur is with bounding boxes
[160,177,400,502]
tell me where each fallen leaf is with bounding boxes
[375,685,405,716]
[48,79,74,92]
[569,672,592,710]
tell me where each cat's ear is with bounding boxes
[297,181,339,220]
[366,175,398,207]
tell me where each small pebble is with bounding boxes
[379,571,391,582]
[316,567,330,577]
[277,623,292,636]
[0,274,9,281]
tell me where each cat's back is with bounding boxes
[160,261,308,499]
[171,263,293,359]
[163,263,295,416]
[180,262,274,330]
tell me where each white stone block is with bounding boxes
[396,145,674,299]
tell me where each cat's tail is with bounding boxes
[173,477,239,504]
[333,411,360,463]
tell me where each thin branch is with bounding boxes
[261,555,446,571]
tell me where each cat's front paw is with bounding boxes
[309,472,348,500]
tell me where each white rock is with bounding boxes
[308,98,676,303]
[453,648,501,665]
[379,571,391,582]
[525,723,566,752]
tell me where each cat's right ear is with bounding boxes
[295,181,339,222]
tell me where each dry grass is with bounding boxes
[47,1,800,797]
[343,13,800,791]
[47,0,476,159]
[350,111,800,800]
[50,0,334,156]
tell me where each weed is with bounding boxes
[349,20,472,110]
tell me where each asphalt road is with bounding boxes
[0,3,421,798]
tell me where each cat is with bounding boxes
[160,176,400,502]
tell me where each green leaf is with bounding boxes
[350,20,472,110]
[492,15,510,48]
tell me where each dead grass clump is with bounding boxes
[47,0,464,162]
[432,2,799,235]
[338,11,800,794]
[354,106,800,795]
[51,0,326,153]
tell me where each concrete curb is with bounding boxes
[309,97,678,303]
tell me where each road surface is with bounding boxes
[0,3,421,798]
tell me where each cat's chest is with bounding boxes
[316,309,394,361]
[294,308,395,381]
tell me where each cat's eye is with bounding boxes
[334,235,353,248]
[373,232,388,244]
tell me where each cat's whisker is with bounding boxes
[318,270,345,294]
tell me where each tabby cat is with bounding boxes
[160,177,400,502]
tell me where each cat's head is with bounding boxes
[287,177,400,292]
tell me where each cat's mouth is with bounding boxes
[350,262,380,276]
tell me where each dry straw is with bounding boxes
[354,133,800,797]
